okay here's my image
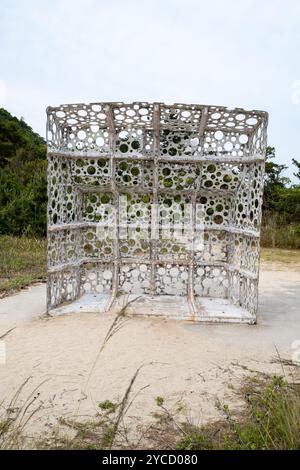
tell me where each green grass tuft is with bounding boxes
[176,374,300,450]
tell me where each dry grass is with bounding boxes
[172,364,300,451]
[0,235,46,297]
[1,357,299,450]
[260,248,300,271]
[33,368,300,450]
[0,377,48,449]
[261,216,300,250]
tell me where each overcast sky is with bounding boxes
[0,0,299,181]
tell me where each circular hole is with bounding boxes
[96,137,105,147]
[214,215,223,224]
[190,137,199,147]
[89,195,97,204]
[91,125,99,133]
[87,166,96,175]
[92,104,101,112]
[235,114,245,121]
[181,110,191,118]
[138,108,148,116]
[131,140,140,150]
[119,144,129,153]
[56,111,65,118]
[76,159,84,167]
[163,178,173,188]
[126,109,136,117]
[173,135,181,144]
[97,159,106,168]
[84,244,93,254]
[119,161,128,170]
[119,131,129,140]
[67,118,77,125]
[78,109,87,117]
[223,174,232,183]
[214,131,224,141]
[224,141,233,151]
[162,167,171,176]
[211,112,221,120]
[207,164,216,173]
[246,117,258,126]
[101,194,110,204]
[116,114,125,121]
[239,134,248,144]
[131,167,140,176]
[142,195,151,204]
[77,130,86,140]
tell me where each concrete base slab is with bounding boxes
[1,268,299,347]
[48,292,111,316]
[49,292,254,324]
[194,297,254,323]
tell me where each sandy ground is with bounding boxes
[0,260,299,443]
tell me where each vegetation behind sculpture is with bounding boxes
[0,107,299,247]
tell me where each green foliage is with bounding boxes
[177,432,213,450]
[292,158,300,181]
[98,400,118,413]
[262,148,300,248]
[177,375,300,450]
[155,396,165,407]
[0,108,45,166]
[263,146,290,212]
[0,108,47,236]
[275,186,300,222]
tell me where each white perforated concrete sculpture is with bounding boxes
[46,102,268,323]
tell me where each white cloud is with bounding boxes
[0,80,7,107]
[291,80,300,105]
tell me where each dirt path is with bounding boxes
[0,261,299,442]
